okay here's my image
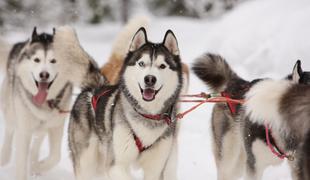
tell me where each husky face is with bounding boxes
[121,28,182,114]
[16,27,62,106]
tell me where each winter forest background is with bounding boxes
[1,0,310,179]
[0,0,245,31]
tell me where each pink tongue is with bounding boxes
[143,89,155,101]
[32,82,49,106]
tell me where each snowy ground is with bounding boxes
[1,0,310,179]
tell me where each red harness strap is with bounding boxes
[221,92,237,115]
[133,133,148,153]
[264,123,294,161]
[138,113,172,125]
[91,90,111,110]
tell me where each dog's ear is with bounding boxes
[163,30,179,56]
[129,27,147,52]
[52,27,56,35]
[31,27,38,41]
[292,60,303,83]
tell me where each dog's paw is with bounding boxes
[31,156,60,174]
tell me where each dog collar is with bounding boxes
[134,107,174,125]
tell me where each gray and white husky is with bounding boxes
[192,54,310,180]
[0,28,73,180]
[68,27,183,180]
[0,27,103,180]
[245,78,310,180]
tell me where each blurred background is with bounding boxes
[0,0,245,31]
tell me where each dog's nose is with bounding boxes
[39,71,50,81]
[144,75,157,86]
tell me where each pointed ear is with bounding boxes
[31,26,39,42]
[163,30,179,56]
[129,27,147,52]
[52,27,56,35]
[292,60,303,83]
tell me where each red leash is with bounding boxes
[264,123,294,161]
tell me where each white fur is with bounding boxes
[112,16,149,60]
[245,79,292,130]
[16,49,59,98]
[123,54,179,115]
[244,140,282,180]
[53,26,90,87]
[216,125,245,180]
[0,37,73,180]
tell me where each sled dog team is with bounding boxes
[0,18,309,180]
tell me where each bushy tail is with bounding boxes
[101,16,149,84]
[53,26,105,89]
[0,39,10,73]
[192,53,238,92]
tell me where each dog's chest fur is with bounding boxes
[93,86,173,148]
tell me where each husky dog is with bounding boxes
[192,54,310,180]
[100,17,190,90]
[0,28,74,180]
[245,79,310,180]
[68,27,183,180]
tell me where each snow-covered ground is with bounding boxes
[1,0,310,179]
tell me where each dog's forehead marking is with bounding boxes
[154,55,165,65]
[139,53,151,64]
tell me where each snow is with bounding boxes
[1,0,310,179]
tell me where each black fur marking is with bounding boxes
[93,85,118,141]
[30,32,54,50]
[192,53,237,92]
[125,42,180,71]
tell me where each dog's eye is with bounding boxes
[138,61,145,67]
[50,59,56,64]
[159,64,166,69]
[34,58,40,63]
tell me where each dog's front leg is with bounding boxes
[32,124,64,174]
[162,137,178,180]
[108,125,137,180]
[30,131,46,172]
[141,136,173,180]
[15,129,32,180]
[0,127,14,166]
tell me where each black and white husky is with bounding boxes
[0,28,73,180]
[245,78,310,180]
[192,54,310,180]
[68,27,183,180]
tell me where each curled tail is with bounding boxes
[0,39,10,73]
[192,53,238,92]
[53,26,105,89]
[101,16,149,84]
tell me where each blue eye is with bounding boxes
[138,61,145,67]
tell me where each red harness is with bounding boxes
[91,89,173,153]
[221,92,238,115]
[221,92,293,161]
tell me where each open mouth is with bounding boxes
[32,74,57,106]
[139,84,162,102]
